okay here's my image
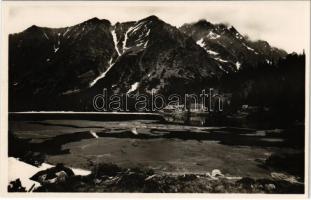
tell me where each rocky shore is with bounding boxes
[8,159,304,193]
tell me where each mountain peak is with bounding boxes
[87,17,101,22]
[9,15,292,111]
[143,15,160,21]
[228,25,237,32]
[25,25,41,32]
[195,19,213,28]
[83,17,111,26]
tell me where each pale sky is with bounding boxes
[4,1,310,53]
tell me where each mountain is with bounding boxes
[90,16,224,97]
[180,20,287,72]
[10,18,113,95]
[9,16,288,111]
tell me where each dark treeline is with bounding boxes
[219,53,305,124]
[9,52,306,125]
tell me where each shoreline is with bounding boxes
[8,157,304,193]
[8,157,91,192]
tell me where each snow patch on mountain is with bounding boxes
[130,21,148,34]
[127,82,139,94]
[43,32,49,40]
[266,59,272,65]
[145,29,151,37]
[207,31,220,39]
[236,61,241,70]
[196,38,205,47]
[63,28,70,36]
[206,49,219,55]
[53,45,59,53]
[235,33,243,40]
[62,88,81,95]
[218,65,228,73]
[122,26,134,52]
[122,21,151,51]
[243,43,255,51]
[111,29,121,56]
[214,57,228,63]
[196,39,219,55]
[143,41,149,48]
[89,58,114,87]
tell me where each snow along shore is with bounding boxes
[8,157,91,191]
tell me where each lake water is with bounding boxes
[8,113,304,179]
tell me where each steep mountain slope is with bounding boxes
[180,20,287,72]
[9,16,289,111]
[90,16,222,96]
[10,18,114,95]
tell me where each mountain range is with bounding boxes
[9,15,289,111]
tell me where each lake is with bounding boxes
[8,113,304,180]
